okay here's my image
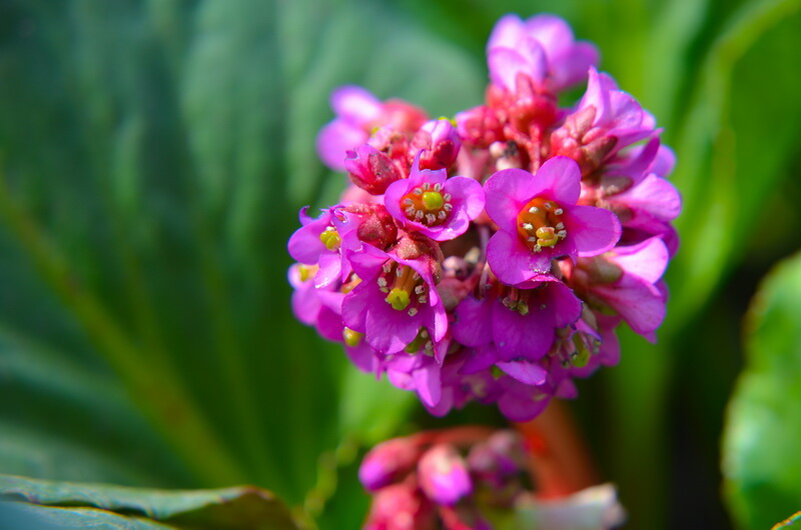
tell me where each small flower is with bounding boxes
[342,245,447,354]
[317,86,427,171]
[287,206,360,287]
[550,67,657,173]
[453,278,582,361]
[570,237,669,340]
[384,162,485,242]
[487,14,599,93]
[484,157,621,284]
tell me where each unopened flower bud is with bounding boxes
[359,438,422,491]
[418,444,473,506]
[351,204,398,250]
[413,118,462,170]
[344,144,402,195]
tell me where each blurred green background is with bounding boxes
[0,0,800,528]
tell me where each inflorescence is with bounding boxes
[288,13,680,421]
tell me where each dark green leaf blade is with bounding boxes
[0,474,298,530]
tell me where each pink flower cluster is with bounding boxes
[288,13,680,421]
[360,429,527,530]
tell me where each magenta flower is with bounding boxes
[551,67,657,173]
[317,86,427,171]
[578,67,656,150]
[453,279,582,361]
[484,157,621,284]
[287,206,361,288]
[384,162,484,242]
[487,14,598,93]
[341,245,447,354]
[573,237,669,340]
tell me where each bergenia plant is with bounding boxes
[289,12,680,424]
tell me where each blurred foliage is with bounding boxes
[0,0,798,529]
[723,253,801,529]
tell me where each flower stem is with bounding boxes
[515,400,598,499]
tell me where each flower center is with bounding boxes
[516,197,567,253]
[501,287,531,315]
[319,226,341,250]
[378,263,427,316]
[401,182,453,226]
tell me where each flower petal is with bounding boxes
[565,205,621,257]
[610,237,669,284]
[538,156,581,204]
[316,119,368,171]
[414,363,442,408]
[496,360,547,385]
[491,300,554,361]
[487,230,551,284]
[485,168,547,232]
[330,85,382,124]
[453,296,493,347]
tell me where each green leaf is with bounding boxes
[605,2,801,526]
[722,252,801,529]
[668,0,801,328]
[0,474,298,529]
[0,1,484,525]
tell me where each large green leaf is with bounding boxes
[0,474,297,529]
[0,0,484,524]
[601,2,801,526]
[722,251,801,529]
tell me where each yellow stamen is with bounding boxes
[343,328,363,347]
[298,264,317,282]
[535,226,558,248]
[319,226,341,251]
[571,335,591,367]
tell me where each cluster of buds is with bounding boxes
[360,428,529,529]
[288,13,681,421]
